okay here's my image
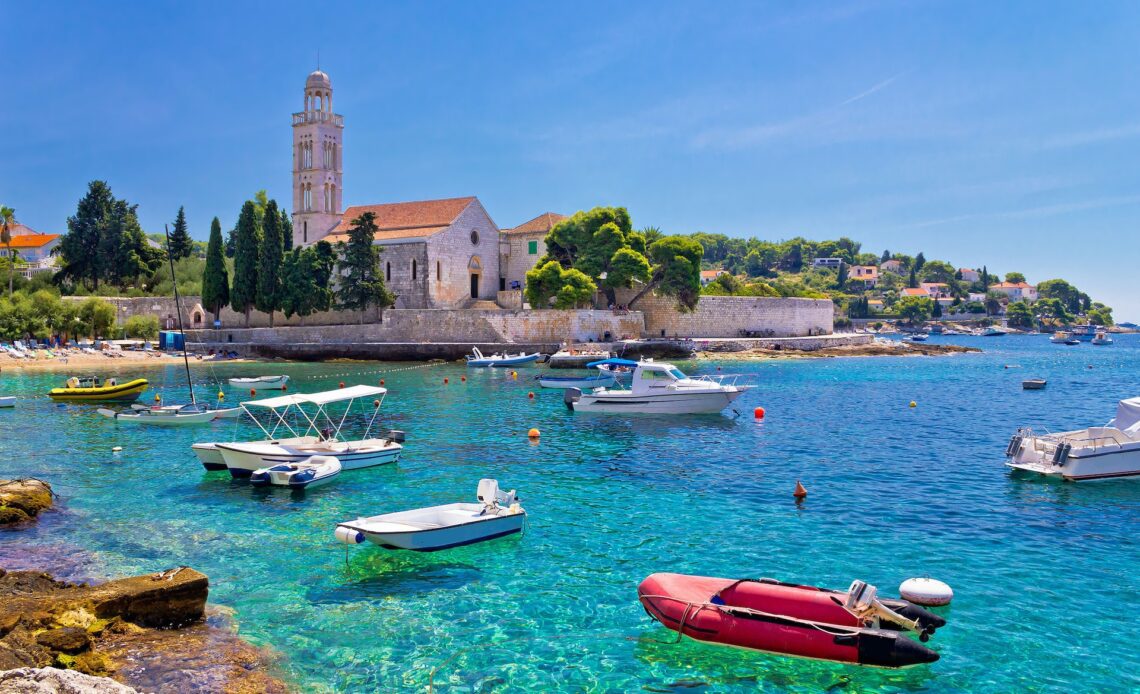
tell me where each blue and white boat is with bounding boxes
[535,367,618,389]
[335,479,526,551]
[1070,324,1101,342]
[466,346,541,367]
[250,455,341,489]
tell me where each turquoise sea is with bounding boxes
[2,335,1139,692]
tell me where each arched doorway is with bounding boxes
[468,256,482,299]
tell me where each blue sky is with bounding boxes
[3,1,1139,318]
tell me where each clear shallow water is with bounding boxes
[2,337,1139,692]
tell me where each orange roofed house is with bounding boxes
[0,221,60,278]
[500,213,567,290]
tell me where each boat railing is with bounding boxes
[1023,426,1127,453]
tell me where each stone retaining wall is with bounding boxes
[622,294,835,338]
[189,309,643,347]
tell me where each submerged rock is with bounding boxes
[0,667,138,693]
[0,480,53,526]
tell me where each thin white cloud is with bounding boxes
[1038,123,1140,150]
[691,72,909,149]
[905,194,1140,229]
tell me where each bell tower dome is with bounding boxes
[292,69,344,247]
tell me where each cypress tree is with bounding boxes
[908,267,918,288]
[256,200,283,326]
[201,217,229,322]
[881,249,890,263]
[230,201,261,326]
[280,209,293,252]
[336,211,393,324]
[914,252,926,272]
[168,206,193,260]
[836,261,848,289]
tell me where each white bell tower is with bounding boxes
[292,69,344,247]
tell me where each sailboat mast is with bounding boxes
[164,224,196,405]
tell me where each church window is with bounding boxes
[303,221,308,244]
[412,259,417,280]
[386,262,391,282]
[329,184,336,213]
[528,240,538,255]
[470,230,480,245]
[436,261,441,281]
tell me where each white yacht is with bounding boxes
[207,385,404,478]
[1006,397,1140,481]
[563,358,751,414]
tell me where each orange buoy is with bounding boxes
[154,394,162,402]
[794,480,808,499]
[528,391,535,399]
[373,399,380,407]
[754,406,765,419]
[444,377,449,384]
[528,428,540,439]
[339,381,345,388]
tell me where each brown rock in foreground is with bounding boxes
[0,479,53,525]
[0,567,286,693]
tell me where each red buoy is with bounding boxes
[794,480,808,499]
[461,375,466,382]
[250,388,256,396]
[528,391,535,399]
[339,381,345,389]
[754,406,766,419]
[380,379,385,386]
[444,377,449,384]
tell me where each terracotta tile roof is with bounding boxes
[327,196,477,242]
[700,269,725,279]
[901,287,929,296]
[501,212,567,235]
[993,281,1034,289]
[4,233,59,249]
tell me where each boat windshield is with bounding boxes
[667,368,687,380]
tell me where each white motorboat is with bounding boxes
[908,333,929,342]
[192,436,321,471]
[1050,331,1075,344]
[1006,397,1140,481]
[0,396,14,408]
[465,347,541,368]
[564,358,752,414]
[1092,332,1114,346]
[98,402,242,425]
[229,375,290,390]
[216,385,403,478]
[335,479,526,551]
[982,327,1007,336]
[249,455,341,489]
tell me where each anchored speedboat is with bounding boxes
[465,346,541,367]
[1006,397,1140,481]
[564,358,751,414]
[335,479,526,551]
[638,573,944,668]
[49,376,149,403]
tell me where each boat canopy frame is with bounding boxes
[238,385,388,443]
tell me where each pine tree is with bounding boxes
[256,200,283,326]
[201,217,229,322]
[168,206,193,260]
[60,182,115,289]
[336,212,393,324]
[230,201,261,327]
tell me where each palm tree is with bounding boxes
[0,206,14,297]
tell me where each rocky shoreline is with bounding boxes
[699,341,981,359]
[0,479,288,693]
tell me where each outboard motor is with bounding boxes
[477,478,519,511]
[563,387,582,411]
[386,430,406,444]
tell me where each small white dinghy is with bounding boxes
[0,396,14,408]
[229,375,290,390]
[249,455,341,490]
[335,479,526,551]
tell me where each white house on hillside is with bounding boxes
[990,282,1038,302]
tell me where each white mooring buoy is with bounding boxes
[900,577,953,606]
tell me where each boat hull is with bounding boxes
[228,376,289,390]
[49,378,149,403]
[1008,446,1140,481]
[249,458,341,489]
[219,439,401,477]
[339,503,525,551]
[637,573,940,668]
[0,396,14,408]
[467,354,541,368]
[194,435,322,472]
[105,409,219,425]
[570,388,747,414]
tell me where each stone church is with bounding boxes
[290,69,548,309]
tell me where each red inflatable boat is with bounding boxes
[637,573,944,668]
